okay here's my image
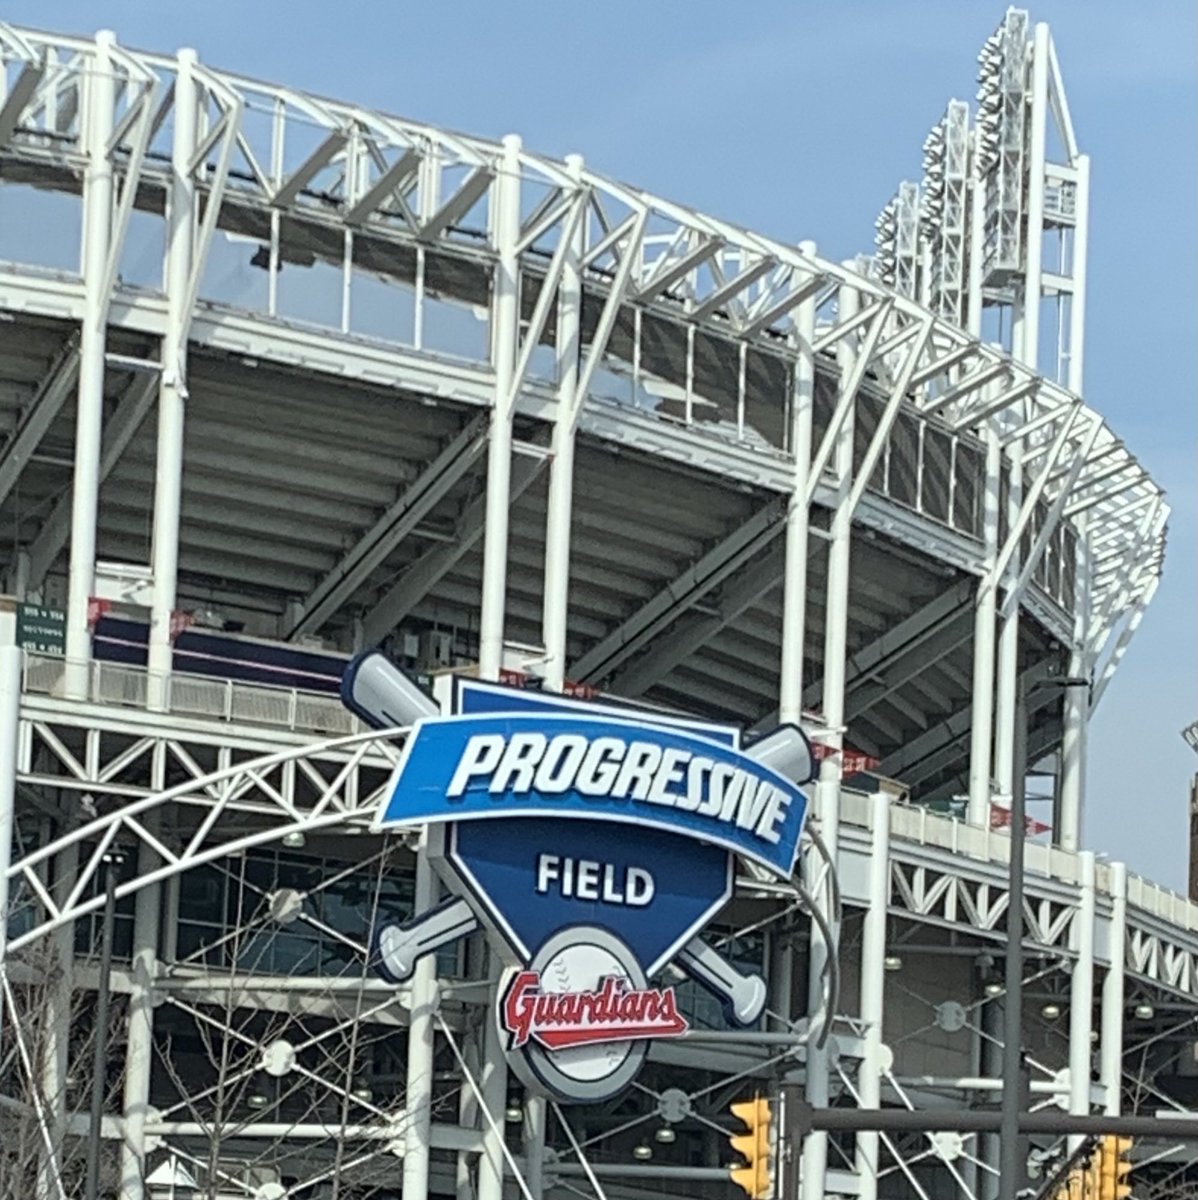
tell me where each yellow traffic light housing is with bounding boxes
[1098,1134,1133,1200]
[728,1096,772,1199]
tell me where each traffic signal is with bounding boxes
[1098,1134,1133,1200]
[728,1096,771,1199]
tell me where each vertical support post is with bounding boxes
[1100,862,1127,1116]
[800,278,857,1200]
[999,679,1029,1200]
[477,134,522,681]
[968,420,1002,825]
[979,990,1003,1200]
[477,974,509,1200]
[966,135,986,339]
[1058,517,1090,851]
[854,791,891,1200]
[402,837,438,1200]
[1067,155,1090,396]
[147,49,198,712]
[1067,850,1096,1153]
[64,31,117,700]
[522,1093,546,1200]
[455,1034,480,1200]
[118,838,162,1200]
[778,241,818,726]
[1020,22,1050,374]
[540,155,585,694]
[85,856,120,1200]
[0,639,20,1049]
[36,841,78,1200]
[993,443,1023,806]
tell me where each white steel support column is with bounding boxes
[1100,862,1127,1116]
[478,135,522,681]
[522,1093,546,1200]
[64,31,117,699]
[541,155,585,694]
[993,444,1023,804]
[477,975,509,1200]
[1058,516,1090,850]
[801,280,858,1200]
[119,839,162,1200]
[967,421,1002,825]
[1067,851,1096,1152]
[402,838,438,1200]
[1067,155,1090,396]
[1020,22,1050,374]
[0,640,19,1048]
[37,841,79,1200]
[147,49,198,712]
[855,791,890,1200]
[778,241,818,726]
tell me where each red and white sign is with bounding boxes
[502,971,688,1051]
[811,741,882,776]
[989,803,1051,837]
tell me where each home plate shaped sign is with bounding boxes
[342,653,814,1104]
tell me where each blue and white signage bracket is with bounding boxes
[356,662,814,1102]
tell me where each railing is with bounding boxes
[840,788,1198,939]
[21,654,357,737]
[22,651,1198,958]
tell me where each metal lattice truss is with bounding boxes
[0,21,1166,666]
[7,717,397,951]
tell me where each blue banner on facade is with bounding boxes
[376,711,807,877]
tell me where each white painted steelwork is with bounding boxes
[0,11,1183,1200]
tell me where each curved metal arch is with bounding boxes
[5,725,403,952]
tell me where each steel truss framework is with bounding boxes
[5,702,1198,1200]
[0,12,1180,1200]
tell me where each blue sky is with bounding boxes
[10,2,1196,885]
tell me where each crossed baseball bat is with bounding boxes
[344,651,813,1028]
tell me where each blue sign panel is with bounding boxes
[375,711,807,877]
[348,649,813,1103]
[448,816,731,976]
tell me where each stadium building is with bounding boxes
[0,10,1188,1200]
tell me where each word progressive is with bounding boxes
[446,731,794,846]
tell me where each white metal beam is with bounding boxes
[271,129,349,208]
[288,413,489,639]
[344,146,421,225]
[28,374,158,587]
[569,497,787,683]
[0,333,79,508]
[359,444,546,645]
[0,58,44,148]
